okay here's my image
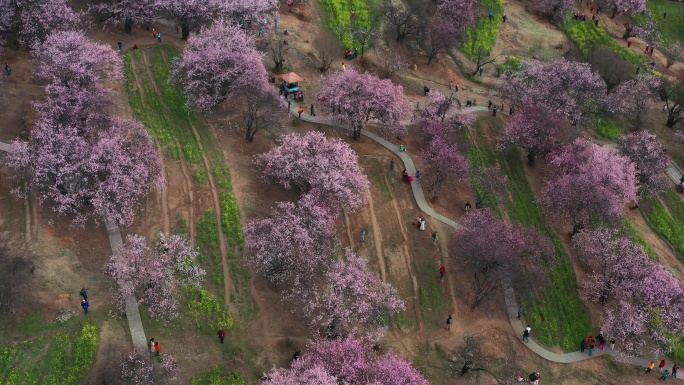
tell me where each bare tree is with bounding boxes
[418,16,458,64]
[456,334,524,384]
[313,30,341,73]
[664,73,684,128]
[376,48,406,79]
[268,30,291,72]
[378,0,419,42]
[588,46,633,91]
[239,91,285,142]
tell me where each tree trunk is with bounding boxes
[427,54,434,65]
[666,113,678,128]
[124,19,132,34]
[246,128,255,142]
[182,26,190,40]
[527,151,536,167]
[274,60,283,71]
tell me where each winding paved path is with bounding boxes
[289,108,684,375]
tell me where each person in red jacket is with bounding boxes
[660,360,667,372]
[217,329,226,344]
[439,265,446,280]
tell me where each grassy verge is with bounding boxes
[0,323,97,384]
[498,148,591,350]
[463,0,504,60]
[464,126,502,215]
[182,286,234,333]
[319,0,376,49]
[191,366,245,385]
[563,19,646,66]
[468,119,590,350]
[647,0,684,45]
[643,193,684,259]
[596,119,622,140]
[623,221,657,260]
[197,210,224,295]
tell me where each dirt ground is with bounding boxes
[2,0,684,384]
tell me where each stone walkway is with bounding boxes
[289,109,684,375]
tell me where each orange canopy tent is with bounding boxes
[279,72,303,83]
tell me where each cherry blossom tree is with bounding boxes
[609,75,662,129]
[631,15,661,46]
[171,19,269,113]
[451,209,554,309]
[262,337,428,385]
[103,233,205,321]
[33,31,123,88]
[241,87,284,142]
[499,59,608,123]
[220,0,278,30]
[0,0,15,32]
[120,351,180,384]
[498,106,576,167]
[7,115,164,228]
[597,0,646,18]
[295,250,404,341]
[13,0,81,46]
[541,139,638,234]
[422,91,473,125]
[437,0,476,31]
[420,136,470,200]
[663,73,684,128]
[95,0,156,34]
[616,131,669,195]
[318,69,410,139]
[256,131,370,211]
[244,192,336,289]
[156,0,221,39]
[532,0,573,22]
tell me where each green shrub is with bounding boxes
[220,192,243,254]
[596,119,622,140]
[563,20,646,66]
[193,170,207,184]
[463,0,504,60]
[319,0,375,49]
[498,56,521,76]
[183,286,234,332]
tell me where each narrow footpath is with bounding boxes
[288,107,684,375]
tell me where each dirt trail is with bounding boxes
[129,51,172,234]
[366,191,388,282]
[384,173,424,331]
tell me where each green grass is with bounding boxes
[563,19,647,66]
[182,286,234,333]
[197,210,224,294]
[647,0,684,45]
[623,221,657,260]
[191,367,245,385]
[596,119,622,140]
[643,193,684,259]
[463,0,504,60]
[464,127,502,214]
[0,323,97,385]
[498,148,591,350]
[416,261,444,322]
[319,0,377,49]
[193,169,207,184]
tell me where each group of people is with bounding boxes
[646,360,679,380]
[343,49,359,60]
[148,338,161,356]
[580,333,612,356]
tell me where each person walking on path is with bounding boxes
[148,338,155,353]
[118,41,123,50]
[597,332,606,350]
[297,106,304,118]
[446,315,453,330]
[81,299,89,315]
[647,362,655,373]
[660,360,667,372]
[310,104,315,116]
[660,369,670,380]
[522,328,530,343]
[217,329,226,344]
[488,100,492,110]
[610,339,615,350]
[419,217,426,231]
[152,28,157,38]
[517,306,524,320]
[4,64,10,76]
[492,106,497,117]
[432,231,438,245]
[439,265,446,279]
[673,364,679,378]
[157,32,161,43]
[448,80,453,90]
[155,342,160,356]
[580,339,587,353]
[80,287,88,301]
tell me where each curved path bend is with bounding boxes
[289,108,684,374]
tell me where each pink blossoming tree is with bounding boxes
[498,106,576,166]
[597,0,647,18]
[616,131,669,195]
[16,0,81,46]
[451,209,554,309]
[171,19,269,113]
[532,0,574,22]
[499,59,608,123]
[95,0,156,34]
[420,136,470,200]
[32,30,123,88]
[156,0,221,39]
[295,250,404,341]
[103,233,206,321]
[541,139,638,234]
[318,69,411,139]
[609,75,663,129]
[244,192,336,289]
[256,131,370,211]
[262,337,428,385]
